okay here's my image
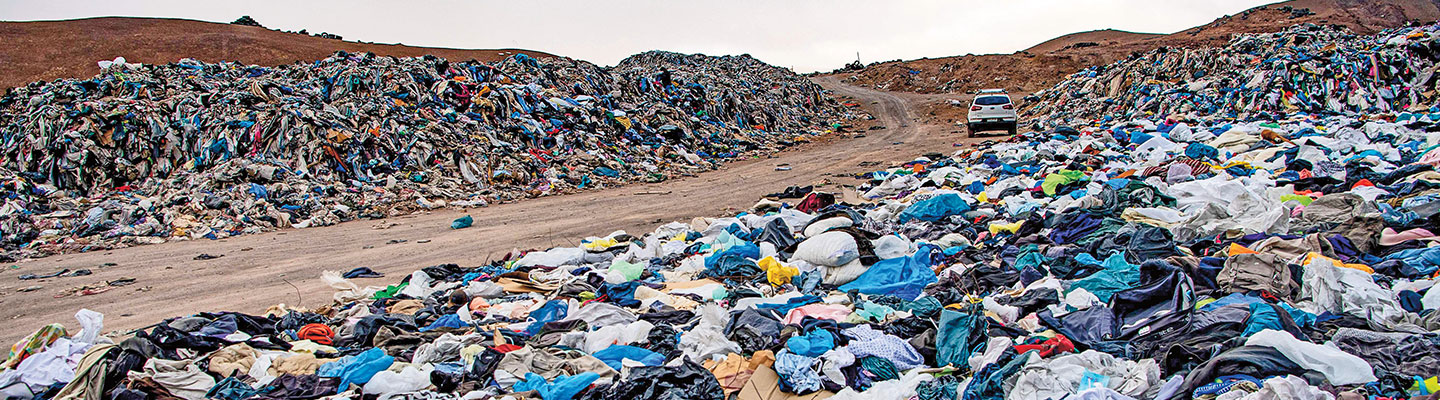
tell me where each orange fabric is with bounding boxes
[1228,243,1259,255]
[296,324,334,345]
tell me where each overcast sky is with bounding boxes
[2,0,1279,72]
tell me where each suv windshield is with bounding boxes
[974,96,1010,106]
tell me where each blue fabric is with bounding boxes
[1241,302,1283,337]
[1068,252,1140,303]
[838,245,940,301]
[1278,302,1315,328]
[785,329,836,357]
[704,242,761,274]
[775,352,824,394]
[247,183,268,199]
[898,193,971,223]
[198,314,239,338]
[1185,142,1219,161]
[513,372,600,400]
[1199,292,1265,312]
[317,348,394,393]
[591,345,665,371]
[420,314,467,332]
[935,310,987,368]
[524,300,569,335]
[754,295,823,314]
[1383,246,1440,277]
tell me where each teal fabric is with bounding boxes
[899,193,971,223]
[1068,252,1140,303]
[935,309,988,368]
[786,329,836,357]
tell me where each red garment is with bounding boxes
[795,192,836,213]
[296,324,334,345]
[1013,334,1075,358]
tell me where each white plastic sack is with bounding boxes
[873,234,917,259]
[1245,329,1375,385]
[803,217,853,238]
[363,365,433,400]
[793,231,860,267]
[823,259,868,286]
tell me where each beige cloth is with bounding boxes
[388,299,425,315]
[128,358,215,400]
[270,352,326,376]
[496,345,616,380]
[206,344,258,377]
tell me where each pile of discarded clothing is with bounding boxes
[0,50,854,260]
[1022,22,1440,129]
[7,108,1440,399]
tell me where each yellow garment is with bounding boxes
[4,324,66,368]
[988,221,1023,235]
[1196,298,1219,310]
[976,192,989,203]
[760,257,798,286]
[582,238,619,251]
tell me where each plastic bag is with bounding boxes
[363,365,433,400]
[450,215,473,229]
[73,309,103,344]
[322,270,383,303]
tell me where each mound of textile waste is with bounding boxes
[1022,22,1440,129]
[0,50,855,260]
[7,98,1440,400]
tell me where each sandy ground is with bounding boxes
[0,79,974,341]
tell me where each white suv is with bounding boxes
[967,89,1018,135]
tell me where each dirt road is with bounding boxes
[0,79,970,341]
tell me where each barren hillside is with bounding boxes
[831,0,1440,95]
[0,17,555,89]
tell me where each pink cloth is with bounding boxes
[782,304,853,325]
